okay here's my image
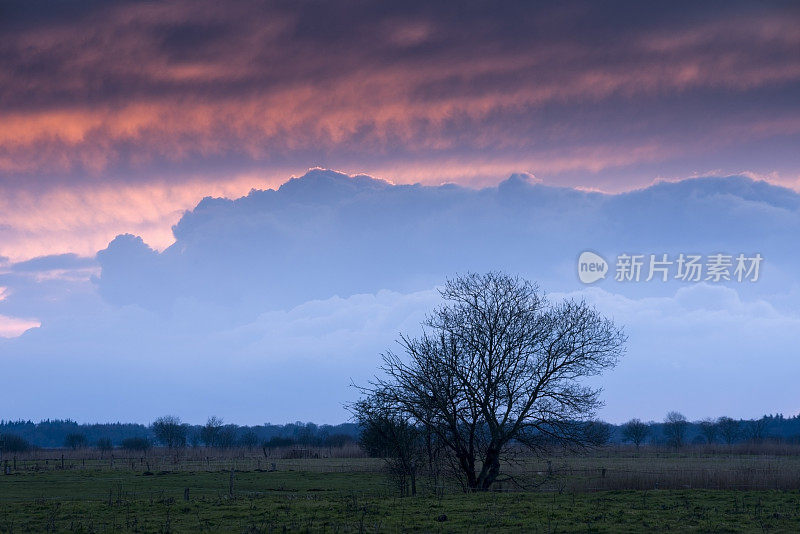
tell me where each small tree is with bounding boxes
[353,395,424,496]
[663,412,688,449]
[621,419,651,450]
[152,416,188,448]
[698,418,719,444]
[717,417,740,446]
[201,416,224,447]
[64,433,87,450]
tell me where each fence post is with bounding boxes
[229,468,235,498]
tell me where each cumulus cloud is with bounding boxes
[93,170,800,316]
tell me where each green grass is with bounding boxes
[2,469,800,532]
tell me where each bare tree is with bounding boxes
[698,418,719,444]
[152,415,188,448]
[200,416,224,447]
[744,417,769,443]
[621,419,650,450]
[663,412,688,449]
[356,272,625,491]
[717,416,740,446]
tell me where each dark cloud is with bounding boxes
[0,0,798,190]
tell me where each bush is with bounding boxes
[97,437,114,451]
[121,437,151,452]
[0,434,31,453]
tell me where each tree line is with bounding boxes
[2,412,794,456]
[620,412,800,449]
[0,418,358,452]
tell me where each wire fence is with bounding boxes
[2,448,800,504]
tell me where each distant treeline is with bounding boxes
[2,413,800,451]
[614,413,800,448]
[0,417,359,450]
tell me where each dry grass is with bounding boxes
[4,442,800,491]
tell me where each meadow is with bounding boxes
[1,446,800,532]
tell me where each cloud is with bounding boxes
[91,170,800,317]
[565,284,800,421]
[0,285,40,338]
[0,0,798,188]
[0,172,287,262]
[11,253,96,273]
[0,315,40,338]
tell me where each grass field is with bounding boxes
[2,449,800,532]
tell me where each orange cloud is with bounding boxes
[0,315,40,338]
[0,172,294,262]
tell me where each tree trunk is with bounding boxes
[476,447,501,491]
[457,452,478,491]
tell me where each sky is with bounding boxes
[0,1,799,425]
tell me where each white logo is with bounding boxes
[578,251,608,284]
